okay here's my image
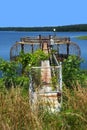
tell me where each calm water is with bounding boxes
[0,31,87,69]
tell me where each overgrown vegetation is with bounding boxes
[0,50,49,89]
[0,86,87,130]
[62,55,86,88]
[0,50,87,130]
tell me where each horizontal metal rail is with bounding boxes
[31,65,61,69]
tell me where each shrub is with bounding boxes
[62,55,85,88]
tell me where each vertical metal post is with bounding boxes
[49,35,51,45]
[31,44,34,53]
[59,62,62,108]
[59,62,62,91]
[29,72,33,104]
[39,35,41,49]
[67,44,69,57]
[21,44,24,52]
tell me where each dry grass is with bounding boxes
[0,86,87,130]
[0,88,42,130]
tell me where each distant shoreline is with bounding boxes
[1,24,87,32]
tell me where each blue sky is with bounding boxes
[0,0,87,27]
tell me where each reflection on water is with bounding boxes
[0,31,87,69]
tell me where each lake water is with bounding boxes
[0,31,87,69]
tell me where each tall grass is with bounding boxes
[0,86,87,130]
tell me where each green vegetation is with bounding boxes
[76,35,87,40]
[0,50,87,130]
[0,50,49,89]
[1,24,87,31]
[17,50,49,74]
[62,55,86,88]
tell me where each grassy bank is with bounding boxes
[76,35,87,40]
[0,86,87,130]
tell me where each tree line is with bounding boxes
[1,24,87,32]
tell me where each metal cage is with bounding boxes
[10,35,81,61]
